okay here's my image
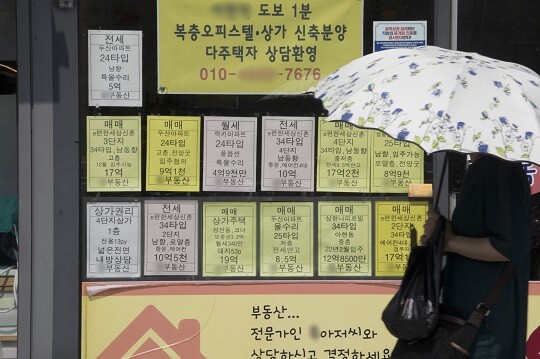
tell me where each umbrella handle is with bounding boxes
[411,153,447,247]
[433,152,449,211]
[410,223,417,249]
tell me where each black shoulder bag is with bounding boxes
[382,155,449,342]
[381,217,445,341]
[390,261,515,359]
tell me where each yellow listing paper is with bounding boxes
[260,202,314,277]
[317,119,370,192]
[370,131,424,193]
[146,116,201,192]
[318,201,372,276]
[203,202,257,277]
[374,201,428,277]
[157,0,362,94]
[86,116,141,192]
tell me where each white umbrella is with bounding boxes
[308,46,540,165]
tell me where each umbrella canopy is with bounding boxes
[308,46,540,165]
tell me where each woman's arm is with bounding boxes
[444,230,509,261]
[422,210,509,262]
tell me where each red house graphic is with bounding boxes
[528,325,540,359]
[97,305,207,359]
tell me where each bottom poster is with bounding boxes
[82,281,396,359]
[82,282,540,359]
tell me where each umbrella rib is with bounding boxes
[420,62,468,147]
[499,72,540,161]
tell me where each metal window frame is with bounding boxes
[17,1,80,357]
[432,0,456,217]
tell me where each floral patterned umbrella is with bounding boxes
[308,46,540,165]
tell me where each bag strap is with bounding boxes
[482,261,515,310]
[467,261,515,327]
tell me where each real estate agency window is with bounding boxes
[79,0,436,282]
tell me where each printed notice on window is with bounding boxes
[260,202,313,277]
[374,201,428,277]
[203,116,257,192]
[318,201,372,276]
[86,202,141,278]
[203,202,257,277]
[146,116,201,192]
[144,200,198,276]
[88,30,142,107]
[370,131,424,193]
[317,119,370,192]
[157,0,362,94]
[373,21,427,52]
[261,117,315,192]
[86,116,141,192]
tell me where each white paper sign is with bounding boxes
[261,116,315,191]
[373,21,427,52]
[86,202,141,278]
[88,30,143,107]
[144,200,198,276]
[203,116,257,192]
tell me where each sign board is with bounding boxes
[318,201,372,276]
[260,202,314,276]
[374,201,428,277]
[86,116,141,192]
[144,200,199,276]
[81,282,540,359]
[523,162,540,195]
[81,282,395,359]
[203,116,258,192]
[370,131,424,193]
[88,30,143,107]
[146,116,201,192]
[203,202,257,277]
[157,0,363,94]
[373,21,427,52]
[261,116,315,192]
[317,120,371,193]
[86,202,141,278]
